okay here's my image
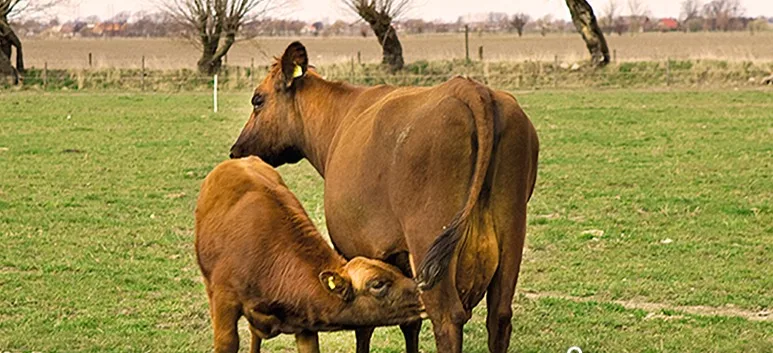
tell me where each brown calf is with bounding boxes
[195,157,424,353]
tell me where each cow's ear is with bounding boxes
[280,41,308,90]
[319,270,353,302]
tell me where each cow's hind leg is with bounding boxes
[420,276,468,353]
[355,327,374,353]
[485,207,527,353]
[210,291,241,353]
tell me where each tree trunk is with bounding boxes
[358,9,404,72]
[0,49,18,85]
[197,42,221,76]
[565,0,610,67]
[1,19,23,74]
[196,31,235,76]
[374,24,404,72]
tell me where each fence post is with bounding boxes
[665,57,671,86]
[43,61,48,89]
[350,57,355,82]
[88,52,92,68]
[483,61,490,84]
[250,57,255,88]
[554,55,559,88]
[464,25,470,63]
[357,51,362,65]
[478,46,483,61]
[613,49,617,63]
[213,74,218,113]
[141,56,146,91]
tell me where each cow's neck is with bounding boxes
[295,75,366,176]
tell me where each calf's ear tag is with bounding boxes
[327,276,336,290]
[293,65,303,78]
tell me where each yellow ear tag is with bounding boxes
[327,276,336,290]
[292,65,303,78]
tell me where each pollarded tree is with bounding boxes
[565,0,610,67]
[343,0,409,72]
[162,0,275,75]
[1,0,66,79]
[509,13,530,37]
[0,17,22,81]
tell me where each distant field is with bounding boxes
[20,31,773,70]
[1,89,770,352]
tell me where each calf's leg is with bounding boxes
[248,327,262,353]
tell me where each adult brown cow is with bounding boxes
[230,42,539,353]
[196,156,424,353]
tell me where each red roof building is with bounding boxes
[657,18,679,32]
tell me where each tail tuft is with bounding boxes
[416,214,464,291]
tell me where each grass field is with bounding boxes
[1,88,771,352]
[21,31,773,70]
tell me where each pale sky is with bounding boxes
[54,0,773,22]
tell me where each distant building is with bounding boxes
[59,22,86,37]
[657,18,680,32]
[92,22,126,37]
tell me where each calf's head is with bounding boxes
[320,257,424,327]
[230,41,309,166]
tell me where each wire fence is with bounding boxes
[4,58,773,92]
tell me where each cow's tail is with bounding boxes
[416,80,496,291]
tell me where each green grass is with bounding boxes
[1,89,771,352]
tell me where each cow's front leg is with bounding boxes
[295,331,320,353]
[400,321,422,353]
[355,327,374,353]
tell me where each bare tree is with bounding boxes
[343,0,410,72]
[680,0,702,21]
[565,0,610,67]
[509,13,530,37]
[162,0,275,75]
[680,0,702,31]
[627,0,649,34]
[702,0,743,31]
[600,0,618,34]
[536,14,553,36]
[1,0,66,82]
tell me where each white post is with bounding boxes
[213,74,219,113]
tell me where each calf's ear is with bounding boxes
[319,270,354,302]
[280,41,308,90]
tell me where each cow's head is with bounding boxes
[319,257,424,326]
[229,41,309,166]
